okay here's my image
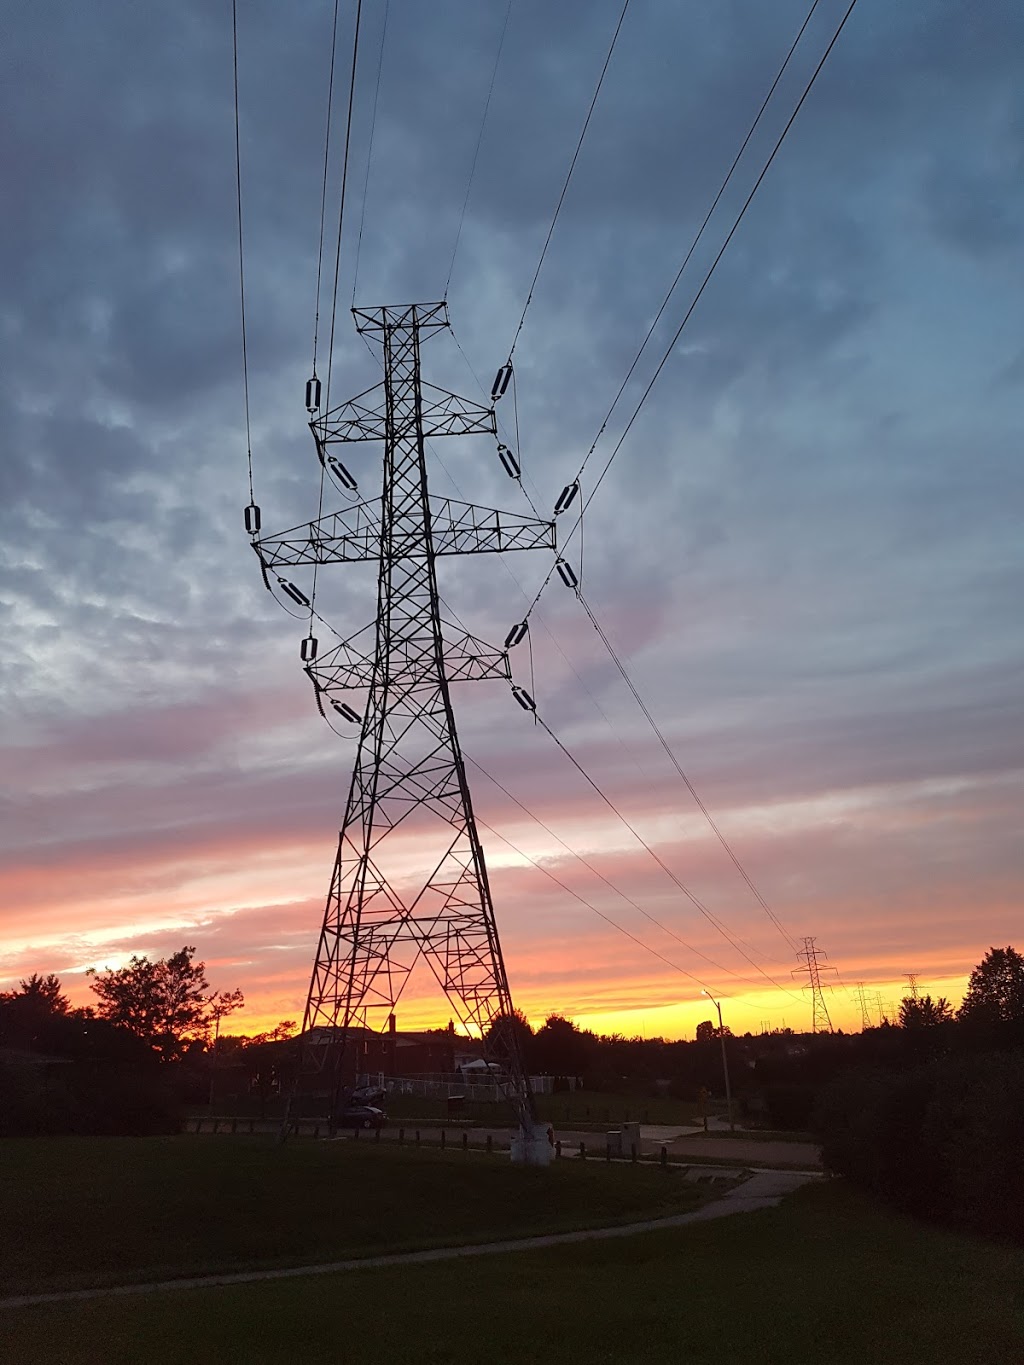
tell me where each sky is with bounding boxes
[2,0,1022,1040]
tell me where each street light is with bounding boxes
[701,990,735,1132]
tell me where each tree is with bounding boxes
[87,946,244,1061]
[0,973,75,1048]
[899,994,954,1029]
[959,946,1024,1026]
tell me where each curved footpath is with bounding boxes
[0,1169,817,1311]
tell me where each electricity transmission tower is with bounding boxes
[903,972,920,1000]
[254,302,554,1137]
[853,981,873,1031]
[793,936,835,1034]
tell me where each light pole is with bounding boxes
[702,990,735,1132]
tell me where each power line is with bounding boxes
[323,0,364,416]
[467,756,784,1017]
[230,0,254,504]
[352,0,390,304]
[561,0,861,561]
[311,0,341,380]
[530,706,806,1004]
[575,589,800,955]
[444,0,514,298]
[503,0,631,367]
[469,756,741,986]
[312,0,364,625]
[574,0,825,488]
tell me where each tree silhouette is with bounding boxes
[898,994,953,1028]
[87,946,244,1061]
[959,946,1024,1026]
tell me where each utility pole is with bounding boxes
[255,302,555,1153]
[792,936,836,1034]
[853,981,873,1032]
[701,990,734,1131]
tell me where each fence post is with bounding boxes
[486,1134,493,1154]
[661,1145,668,1167]
[212,1119,219,1134]
[399,1127,405,1144]
[231,1118,238,1134]
[354,1123,359,1140]
[462,1131,468,1152]
[605,1140,611,1163]
[579,1141,586,1161]
[375,1125,380,1143]
[249,1119,255,1135]
[415,1129,420,1145]
[440,1129,446,1151]
[555,1139,562,1160]
[631,1143,638,1164]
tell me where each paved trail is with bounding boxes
[0,1169,817,1311]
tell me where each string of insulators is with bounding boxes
[505,621,529,649]
[244,503,261,535]
[300,635,318,662]
[305,375,322,414]
[330,698,362,724]
[277,577,311,607]
[496,443,520,478]
[491,363,513,401]
[556,558,579,589]
[554,481,579,515]
[327,454,358,491]
[511,684,536,712]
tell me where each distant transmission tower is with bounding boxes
[903,972,920,999]
[253,302,554,1140]
[792,936,835,1033]
[853,981,873,1031]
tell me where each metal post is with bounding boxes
[703,990,735,1132]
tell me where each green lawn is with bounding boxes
[0,1136,713,1295]
[3,1183,1023,1364]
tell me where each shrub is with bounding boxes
[815,1052,1024,1242]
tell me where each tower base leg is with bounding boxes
[510,1122,555,1166]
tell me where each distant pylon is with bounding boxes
[853,982,873,1031]
[903,972,920,999]
[792,936,836,1033]
[875,990,889,1024]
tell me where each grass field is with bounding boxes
[3,1182,1023,1364]
[0,1136,716,1296]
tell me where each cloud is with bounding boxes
[1,0,1022,1038]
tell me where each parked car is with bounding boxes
[348,1084,387,1107]
[339,1104,386,1130]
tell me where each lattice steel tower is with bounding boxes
[253,303,554,1134]
[793,935,835,1034]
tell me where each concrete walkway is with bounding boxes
[0,1169,818,1311]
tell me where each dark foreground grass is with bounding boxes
[3,1183,1023,1365]
[0,1136,712,1295]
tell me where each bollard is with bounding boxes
[486,1134,493,1154]
[354,1123,359,1140]
[399,1127,405,1144]
[555,1139,562,1160]
[661,1145,668,1167]
[462,1131,468,1152]
[579,1141,586,1161]
[375,1125,380,1142]
[631,1143,638,1164]
[416,1129,421,1145]
[440,1129,446,1150]
[605,1141,612,1163]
